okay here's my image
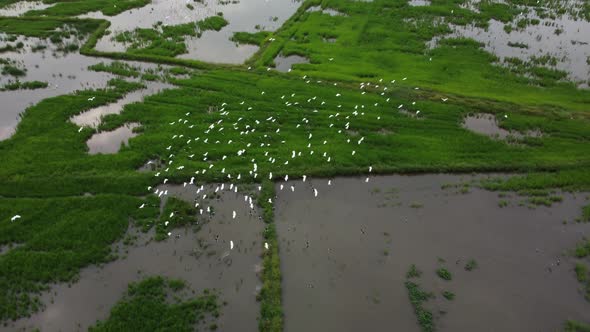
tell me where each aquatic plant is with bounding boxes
[442,291,455,300]
[407,264,422,278]
[89,276,219,331]
[436,268,452,281]
[405,281,435,332]
[464,259,478,271]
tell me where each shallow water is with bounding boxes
[463,113,541,140]
[85,0,303,64]
[463,113,512,139]
[306,6,347,16]
[86,122,140,154]
[0,36,164,140]
[0,48,112,140]
[274,54,310,72]
[275,174,590,332]
[71,82,173,128]
[6,184,264,332]
[409,0,430,6]
[429,3,590,84]
[0,1,54,16]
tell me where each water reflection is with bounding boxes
[86,123,140,154]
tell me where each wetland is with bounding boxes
[0,0,589,331]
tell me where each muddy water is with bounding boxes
[429,4,590,84]
[71,82,173,128]
[86,122,140,154]
[274,54,310,72]
[7,184,264,332]
[84,0,303,64]
[275,174,590,332]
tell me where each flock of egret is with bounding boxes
[130,67,442,253]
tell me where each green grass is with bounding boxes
[89,61,141,77]
[566,320,590,332]
[0,1,590,329]
[0,194,157,321]
[22,0,151,17]
[582,205,590,223]
[232,31,272,46]
[0,17,100,39]
[574,265,590,302]
[89,276,219,331]
[257,180,283,332]
[574,239,590,259]
[247,0,590,112]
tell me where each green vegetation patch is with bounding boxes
[89,61,141,77]
[1,80,48,91]
[232,31,272,46]
[442,290,455,301]
[247,0,590,112]
[566,320,590,332]
[0,194,157,321]
[23,0,151,17]
[405,278,435,332]
[0,17,100,39]
[436,268,452,281]
[114,16,228,57]
[574,239,590,259]
[89,276,219,331]
[257,180,283,332]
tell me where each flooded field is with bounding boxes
[0,36,163,140]
[71,82,173,128]
[463,113,542,140]
[85,0,303,64]
[274,54,310,72]
[429,1,590,85]
[275,174,590,332]
[86,122,141,154]
[6,184,265,332]
[0,1,53,16]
